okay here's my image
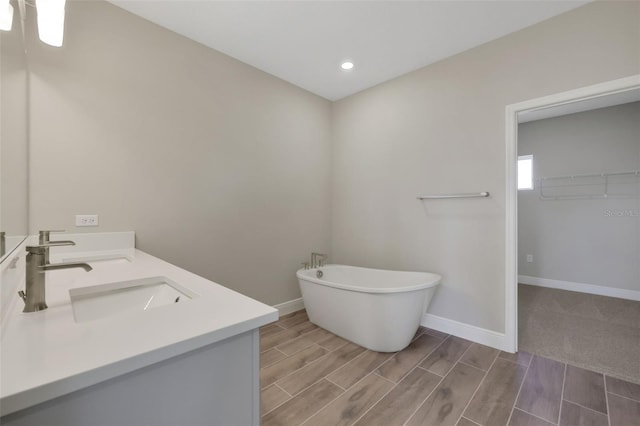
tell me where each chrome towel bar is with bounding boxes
[417,192,490,200]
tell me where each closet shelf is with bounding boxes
[538,170,639,200]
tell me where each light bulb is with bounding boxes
[36,0,66,47]
[341,61,354,71]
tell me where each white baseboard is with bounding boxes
[519,275,640,302]
[273,298,305,316]
[421,313,510,352]
[273,297,510,351]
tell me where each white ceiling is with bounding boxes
[107,0,590,101]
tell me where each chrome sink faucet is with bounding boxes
[39,230,75,264]
[18,244,92,313]
[311,252,327,269]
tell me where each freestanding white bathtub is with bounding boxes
[296,264,441,352]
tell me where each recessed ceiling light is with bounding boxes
[341,61,354,71]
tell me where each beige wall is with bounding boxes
[27,1,332,305]
[518,102,640,291]
[331,1,640,332]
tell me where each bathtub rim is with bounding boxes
[296,264,441,294]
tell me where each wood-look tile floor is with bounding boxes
[260,310,640,426]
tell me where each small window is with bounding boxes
[518,155,533,190]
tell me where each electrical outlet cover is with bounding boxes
[76,214,99,227]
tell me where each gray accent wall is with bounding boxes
[518,102,640,291]
[26,1,332,306]
[331,1,639,332]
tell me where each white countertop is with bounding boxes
[0,233,278,416]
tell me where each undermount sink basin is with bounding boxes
[61,254,133,266]
[69,277,195,323]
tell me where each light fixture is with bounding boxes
[341,61,354,71]
[36,0,65,47]
[0,0,13,31]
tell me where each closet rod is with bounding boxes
[417,192,490,200]
[539,170,639,181]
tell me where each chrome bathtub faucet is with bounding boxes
[18,244,92,313]
[310,252,327,269]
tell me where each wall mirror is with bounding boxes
[0,0,28,263]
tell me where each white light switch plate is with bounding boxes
[76,214,99,227]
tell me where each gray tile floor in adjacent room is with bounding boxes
[260,310,640,426]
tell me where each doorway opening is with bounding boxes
[504,75,640,357]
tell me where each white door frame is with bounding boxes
[503,74,640,353]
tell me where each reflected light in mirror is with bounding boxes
[36,0,65,47]
[0,0,13,31]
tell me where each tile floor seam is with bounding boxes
[260,401,286,418]
[498,357,521,366]
[424,338,470,378]
[263,323,286,331]
[260,348,290,369]
[498,351,533,368]
[273,339,315,356]
[324,376,347,391]
[371,370,401,386]
[400,365,450,425]
[411,329,426,342]
[274,346,362,399]
[388,333,448,384]
[274,347,289,357]
[275,370,332,399]
[424,366,446,377]
[275,383,293,398]
[560,398,611,418]
[505,350,535,426]
[455,342,477,366]
[317,339,349,352]
[562,398,612,416]
[417,364,445,378]
[424,329,450,339]
[406,335,478,424]
[458,359,492,374]
[457,349,499,426]
[264,344,331,391]
[604,374,612,426]
[461,416,482,426]
[324,348,373,384]
[261,386,294,418]
[330,370,404,426]
[606,390,640,403]
[261,327,289,343]
[513,408,560,426]
[277,328,349,356]
[381,336,446,385]
[556,362,568,425]
[297,374,372,426]
[287,380,346,426]
[269,376,346,424]
[277,317,310,330]
[440,334,453,344]
[564,369,609,416]
[348,371,409,426]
